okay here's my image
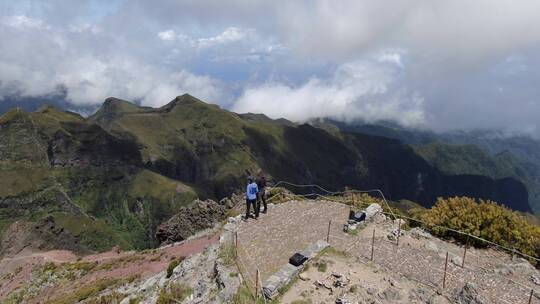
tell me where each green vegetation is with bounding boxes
[85,291,126,304]
[156,283,193,304]
[316,262,327,273]
[231,283,278,304]
[129,169,197,204]
[414,143,517,179]
[0,168,51,197]
[218,243,237,266]
[166,257,184,278]
[47,278,121,304]
[418,197,540,258]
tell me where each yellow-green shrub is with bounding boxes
[420,196,540,258]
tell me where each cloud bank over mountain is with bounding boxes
[0,0,539,134]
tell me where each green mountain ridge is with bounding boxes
[0,95,532,256]
[323,119,540,213]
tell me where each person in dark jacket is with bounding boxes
[256,174,268,214]
[245,176,259,220]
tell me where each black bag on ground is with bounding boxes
[354,212,366,222]
[289,253,308,266]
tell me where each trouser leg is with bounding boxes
[254,198,260,218]
[261,191,267,212]
[245,198,251,219]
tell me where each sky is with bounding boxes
[0,0,539,135]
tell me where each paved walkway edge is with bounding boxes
[263,240,329,299]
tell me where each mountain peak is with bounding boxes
[159,94,219,113]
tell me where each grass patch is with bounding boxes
[95,255,145,271]
[46,278,121,304]
[316,262,327,273]
[156,283,193,304]
[219,243,237,266]
[166,257,185,278]
[346,228,359,236]
[319,247,348,258]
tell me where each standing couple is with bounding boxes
[245,175,267,220]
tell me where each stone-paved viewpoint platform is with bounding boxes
[236,200,540,303]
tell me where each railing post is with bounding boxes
[235,232,238,259]
[326,220,332,243]
[255,269,260,300]
[396,219,401,246]
[371,229,375,261]
[443,251,449,288]
[462,236,469,268]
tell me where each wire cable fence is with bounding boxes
[268,180,539,262]
[233,231,267,303]
[261,181,539,303]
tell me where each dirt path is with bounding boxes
[0,232,220,301]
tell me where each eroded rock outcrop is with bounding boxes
[156,199,227,245]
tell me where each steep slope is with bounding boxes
[91,94,529,211]
[0,106,198,256]
[325,119,540,213]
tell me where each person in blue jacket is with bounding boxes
[245,176,259,220]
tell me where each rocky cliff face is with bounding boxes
[156,199,228,245]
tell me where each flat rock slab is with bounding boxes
[263,240,329,299]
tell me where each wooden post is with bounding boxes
[528,289,534,304]
[396,219,401,246]
[462,236,469,268]
[235,232,238,258]
[255,269,260,300]
[371,229,375,261]
[326,220,332,243]
[443,251,449,288]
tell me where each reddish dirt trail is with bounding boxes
[0,232,220,301]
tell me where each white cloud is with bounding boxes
[2,1,540,135]
[197,27,247,48]
[233,58,425,126]
[157,27,250,49]
[157,29,177,41]
[0,15,225,106]
[2,15,45,29]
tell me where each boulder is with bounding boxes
[364,203,383,220]
[451,255,463,266]
[156,199,226,245]
[453,282,490,304]
[410,227,433,239]
[430,295,450,304]
[380,286,402,301]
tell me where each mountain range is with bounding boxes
[0,94,533,256]
[322,119,540,214]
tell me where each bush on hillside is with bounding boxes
[419,196,540,258]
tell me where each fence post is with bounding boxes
[396,219,401,246]
[255,269,260,300]
[235,232,238,258]
[443,251,449,288]
[462,236,469,268]
[326,220,332,243]
[529,289,534,304]
[371,229,375,261]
